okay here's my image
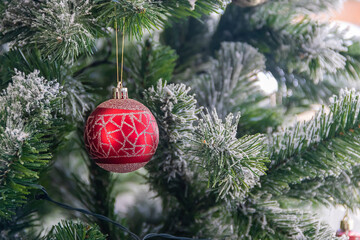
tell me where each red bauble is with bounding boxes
[84,98,159,173]
[336,230,360,240]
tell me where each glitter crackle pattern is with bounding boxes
[84,99,159,173]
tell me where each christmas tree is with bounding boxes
[1,0,360,239]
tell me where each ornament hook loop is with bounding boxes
[341,209,352,231]
[113,83,128,99]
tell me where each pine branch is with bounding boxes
[211,2,359,105]
[286,166,360,210]
[125,39,178,97]
[190,110,268,201]
[43,220,107,240]
[337,39,360,82]
[192,42,282,134]
[193,42,266,119]
[0,70,65,219]
[0,0,106,63]
[143,80,219,236]
[234,198,337,239]
[1,0,225,63]
[0,202,41,240]
[262,89,360,196]
[144,80,201,183]
[268,60,340,106]
[0,49,95,122]
[97,0,227,39]
[281,18,347,84]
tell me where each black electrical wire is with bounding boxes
[30,184,208,240]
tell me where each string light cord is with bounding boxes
[29,184,208,240]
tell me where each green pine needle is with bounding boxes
[264,89,360,196]
[191,110,269,201]
[43,220,107,240]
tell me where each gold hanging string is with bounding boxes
[114,7,120,87]
[114,8,125,89]
[120,22,125,88]
[113,7,127,100]
[340,208,350,231]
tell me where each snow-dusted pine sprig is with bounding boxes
[143,80,228,235]
[0,69,64,219]
[62,75,94,122]
[286,166,360,209]
[193,42,266,119]
[191,110,268,201]
[0,69,62,121]
[234,198,337,239]
[143,80,200,179]
[99,0,227,39]
[247,1,349,84]
[0,48,94,122]
[0,69,62,156]
[263,89,360,195]
[1,0,102,62]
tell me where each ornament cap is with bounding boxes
[113,84,128,99]
[341,211,353,231]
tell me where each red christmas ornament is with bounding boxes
[84,87,159,173]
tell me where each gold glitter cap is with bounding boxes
[113,84,128,99]
[340,211,352,231]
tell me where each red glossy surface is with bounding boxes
[336,230,360,240]
[84,99,159,173]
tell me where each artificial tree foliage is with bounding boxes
[1,0,360,239]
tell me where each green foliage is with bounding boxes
[125,39,178,97]
[211,2,359,106]
[0,0,225,64]
[160,15,212,70]
[43,220,107,240]
[0,0,105,63]
[0,49,94,121]
[143,79,200,194]
[262,89,360,201]
[191,110,268,200]
[234,198,336,239]
[0,70,65,219]
[192,42,282,134]
[143,80,219,236]
[0,50,63,88]
[286,166,360,210]
[0,202,40,240]
[98,0,226,39]
[193,42,266,118]
[3,0,360,238]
